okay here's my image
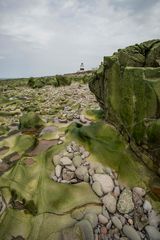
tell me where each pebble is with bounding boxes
[133,187,146,197]
[65,164,76,171]
[111,216,122,230]
[102,206,110,219]
[145,225,160,240]
[75,166,88,181]
[148,210,160,228]
[143,200,152,212]
[80,115,87,124]
[93,174,114,194]
[102,193,117,213]
[98,214,108,224]
[55,165,62,178]
[81,151,90,159]
[114,186,120,198]
[117,188,134,214]
[92,181,103,197]
[62,168,74,181]
[60,157,72,166]
[72,156,82,167]
[100,226,107,235]
[123,225,141,240]
[52,154,61,166]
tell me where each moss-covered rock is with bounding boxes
[89,39,160,166]
[19,112,44,130]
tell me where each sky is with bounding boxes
[0,0,160,78]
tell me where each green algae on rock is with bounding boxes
[19,112,44,131]
[89,39,160,168]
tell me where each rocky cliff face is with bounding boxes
[89,40,160,168]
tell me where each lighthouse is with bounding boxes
[80,63,84,71]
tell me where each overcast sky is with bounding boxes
[0,0,160,78]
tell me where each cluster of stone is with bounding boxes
[51,142,160,240]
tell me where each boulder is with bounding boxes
[89,39,160,166]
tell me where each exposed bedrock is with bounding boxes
[89,39,160,169]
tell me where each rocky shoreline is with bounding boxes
[51,141,160,240]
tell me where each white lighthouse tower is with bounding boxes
[80,62,84,71]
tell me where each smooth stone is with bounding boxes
[148,210,160,228]
[143,200,152,212]
[92,181,103,197]
[100,226,107,235]
[85,212,98,228]
[102,193,117,213]
[95,166,104,174]
[132,187,146,197]
[75,166,88,181]
[72,156,82,167]
[63,151,74,159]
[98,214,108,224]
[81,151,90,159]
[55,165,62,178]
[52,154,61,166]
[114,186,120,198]
[65,164,76,172]
[93,174,114,194]
[145,225,160,240]
[62,168,74,181]
[123,225,141,240]
[117,189,134,214]
[111,216,122,230]
[79,146,85,154]
[60,157,72,166]
[106,220,112,230]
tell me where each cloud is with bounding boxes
[0,0,160,78]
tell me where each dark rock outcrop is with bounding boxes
[89,40,160,169]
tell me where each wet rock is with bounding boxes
[93,174,114,194]
[102,193,117,213]
[117,189,134,214]
[92,181,103,197]
[123,225,141,240]
[145,225,160,240]
[111,216,122,230]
